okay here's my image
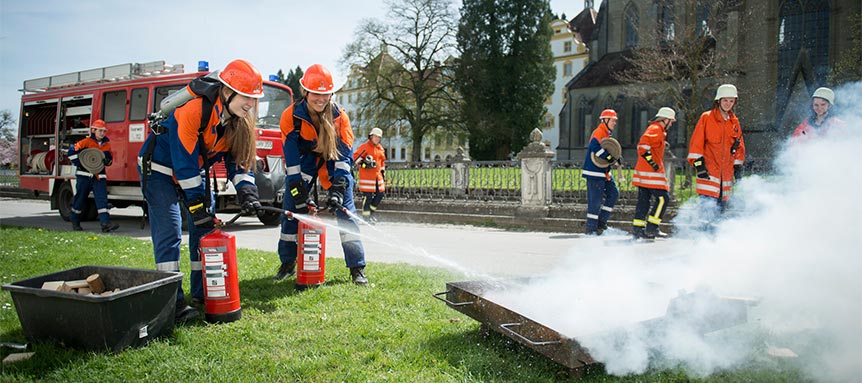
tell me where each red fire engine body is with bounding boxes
[17,60,292,225]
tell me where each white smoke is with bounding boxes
[487,82,862,381]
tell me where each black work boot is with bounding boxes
[273,262,296,280]
[632,227,646,239]
[597,221,608,235]
[101,222,119,232]
[175,300,199,323]
[71,222,83,231]
[350,267,368,286]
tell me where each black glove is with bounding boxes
[602,152,616,164]
[237,185,261,214]
[693,157,709,179]
[326,177,347,213]
[730,137,741,155]
[288,180,313,214]
[642,151,659,171]
[734,165,743,180]
[381,169,386,179]
[187,196,215,230]
[103,157,113,166]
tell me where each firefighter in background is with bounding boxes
[353,127,386,224]
[581,109,620,236]
[632,108,675,239]
[687,84,746,217]
[792,87,843,139]
[67,119,119,233]
[137,59,264,322]
[276,64,368,285]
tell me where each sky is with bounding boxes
[0,0,586,126]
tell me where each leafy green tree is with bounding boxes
[456,0,555,160]
[342,0,461,162]
[284,66,304,102]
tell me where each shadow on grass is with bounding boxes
[423,324,609,382]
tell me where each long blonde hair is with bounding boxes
[303,91,339,161]
[221,87,258,171]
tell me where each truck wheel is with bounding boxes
[57,182,74,222]
[257,204,283,226]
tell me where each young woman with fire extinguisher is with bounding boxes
[138,59,264,323]
[353,127,386,224]
[687,84,746,223]
[275,63,368,285]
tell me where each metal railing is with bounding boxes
[371,157,772,208]
[0,169,18,187]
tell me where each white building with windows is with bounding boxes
[545,16,590,155]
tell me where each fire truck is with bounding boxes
[17,60,292,226]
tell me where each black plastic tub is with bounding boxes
[1,265,182,353]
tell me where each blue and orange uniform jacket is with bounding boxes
[137,96,256,203]
[68,133,112,179]
[279,99,354,190]
[581,123,613,180]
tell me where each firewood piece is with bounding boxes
[77,287,92,295]
[86,274,105,294]
[2,352,35,365]
[40,281,65,291]
[66,279,89,289]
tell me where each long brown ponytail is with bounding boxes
[222,87,258,172]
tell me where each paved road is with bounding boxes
[0,198,671,278]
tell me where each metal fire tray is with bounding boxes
[434,279,753,373]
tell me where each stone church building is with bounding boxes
[557,0,861,161]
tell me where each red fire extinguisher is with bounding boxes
[199,228,241,323]
[295,215,327,291]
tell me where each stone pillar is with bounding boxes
[516,129,555,216]
[450,146,469,197]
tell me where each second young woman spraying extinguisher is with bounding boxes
[275,64,368,285]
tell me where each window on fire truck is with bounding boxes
[129,87,149,121]
[153,85,186,114]
[102,90,127,123]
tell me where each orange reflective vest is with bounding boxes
[353,140,386,193]
[632,122,668,191]
[687,108,745,200]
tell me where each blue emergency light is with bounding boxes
[268,75,279,82]
[198,61,209,72]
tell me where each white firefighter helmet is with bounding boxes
[590,137,622,168]
[653,107,676,121]
[714,84,738,100]
[812,87,835,105]
[369,128,383,138]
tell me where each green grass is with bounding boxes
[0,227,804,382]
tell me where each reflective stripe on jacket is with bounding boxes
[687,108,745,200]
[279,99,355,190]
[353,140,386,193]
[632,122,668,191]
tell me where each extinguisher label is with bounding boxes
[203,252,227,298]
[301,229,322,272]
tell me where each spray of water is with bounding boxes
[303,207,494,279]
[488,82,862,381]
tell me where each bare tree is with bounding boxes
[341,0,460,162]
[613,0,745,144]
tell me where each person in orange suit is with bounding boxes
[632,108,675,239]
[687,84,745,220]
[353,127,386,224]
